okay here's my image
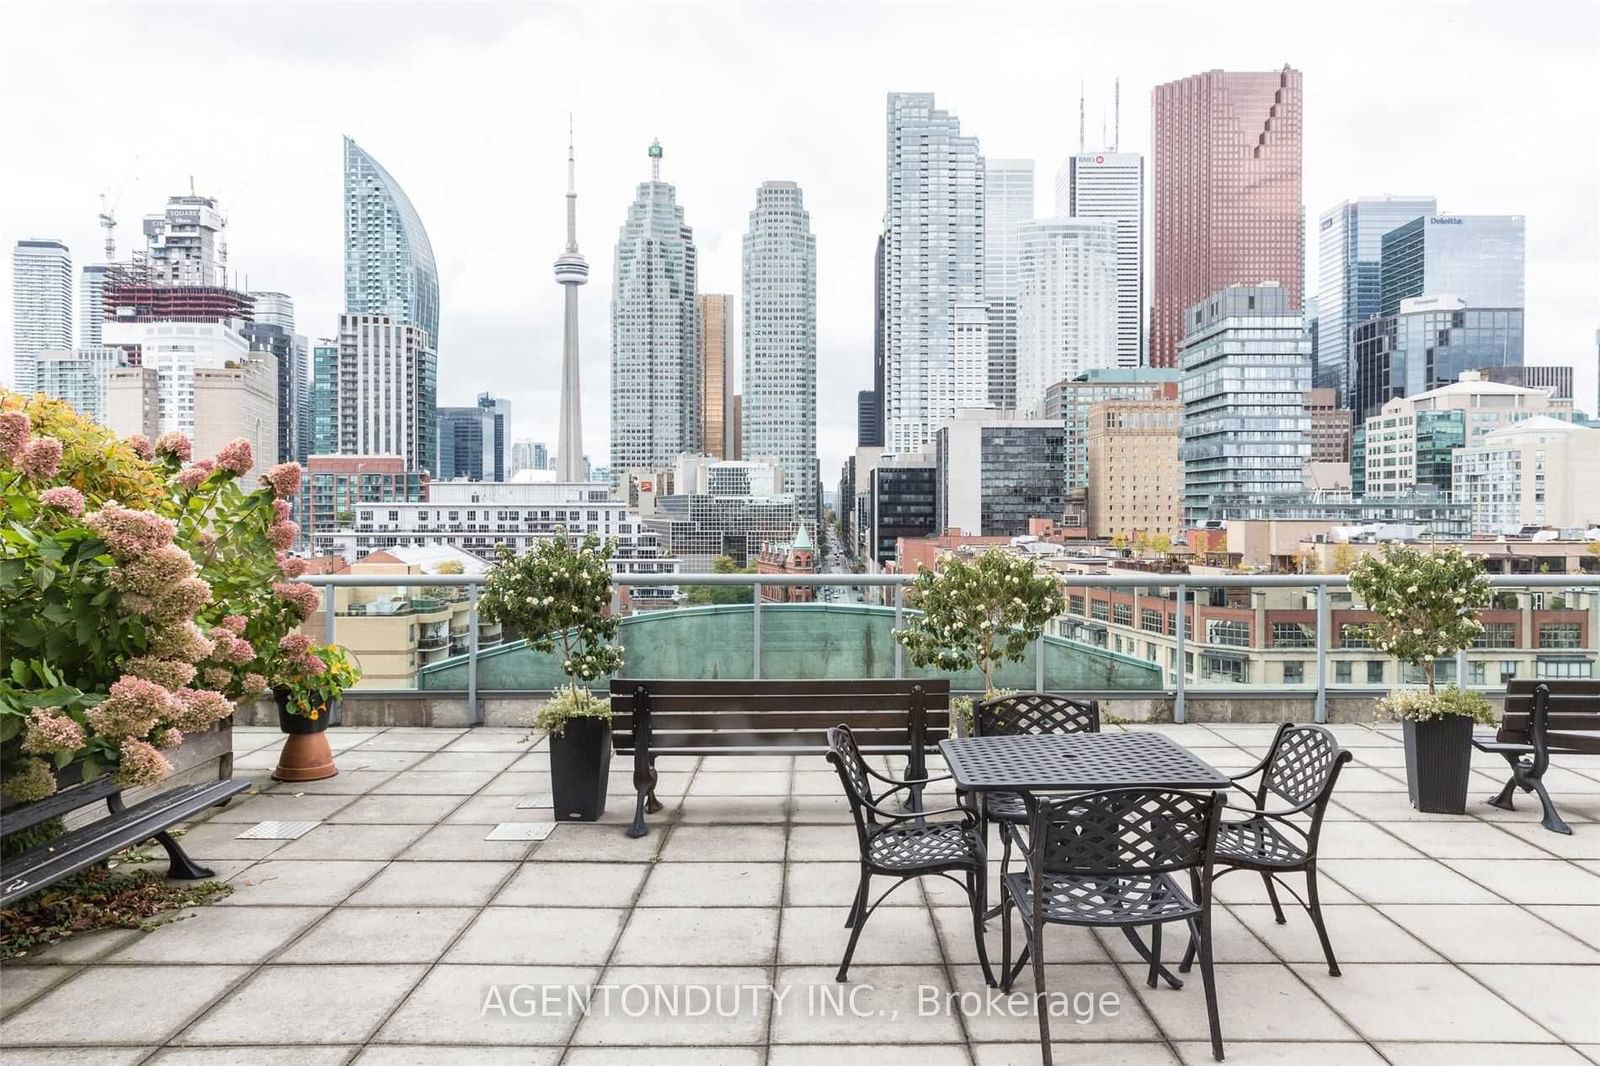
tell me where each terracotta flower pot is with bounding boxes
[272,689,339,782]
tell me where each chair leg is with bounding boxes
[1000,886,1015,993]
[1528,774,1574,835]
[1305,864,1341,978]
[1262,872,1287,925]
[967,870,997,988]
[1194,912,1225,1061]
[844,865,868,928]
[837,870,872,982]
[1031,916,1053,1066]
[1146,923,1163,989]
[1179,918,1198,974]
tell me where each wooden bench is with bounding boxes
[1,773,249,905]
[1474,679,1600,835]
[609,678,950,837]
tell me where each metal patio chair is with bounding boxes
[825,724,995,987]
[970,692,1100,891]
[1002,787,1228,1064]
[1180,721,1352,977]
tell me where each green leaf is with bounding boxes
[32,565,56,591]
[0,714,21,742]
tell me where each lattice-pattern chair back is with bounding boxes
[976,692,1100,737]
[826,725,881,831]
[1260,725,1342,809]
[1029,788,1223,878]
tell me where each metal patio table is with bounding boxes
[939,731,1230,987]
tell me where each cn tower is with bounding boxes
[553,117,588,482]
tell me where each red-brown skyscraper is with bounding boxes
[1149,67,1303,367]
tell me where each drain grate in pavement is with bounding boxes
[485,822,557,841]
[236,820,321,840]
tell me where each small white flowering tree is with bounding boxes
[480,529,624,727]
[894,549,1066,695]
[1349,544,1490,696]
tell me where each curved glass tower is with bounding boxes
[343,136,440,346]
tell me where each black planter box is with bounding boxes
[274,689,340,734]
[1402,714,1475,814]
[549,717,612,821]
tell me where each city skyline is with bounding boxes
[1,2,1595,481]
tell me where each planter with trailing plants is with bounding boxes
[536,686,613,820]
[894,548,1064,726]
[481,529,625,822]
[270,641,360,782]
[1382,686,1497,813]
[1350,543,1492,814]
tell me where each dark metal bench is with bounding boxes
[1,774,249,905]
[610,678,949,837]
[1474,679,1600,835]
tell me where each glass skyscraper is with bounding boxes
[1379,214,1525,316]
[10,238,73,392]
[1150,68,1303,368]
[1352,296,1525,423]
[1061,152,1145,368]
[1315,195,1436,401]
[741,181,817,526]
[343,136,440,346]
[1180,284,1311,523]
[884,93,985,453]
[983,159,1033,411]
[611,141,699,477]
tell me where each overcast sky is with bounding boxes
[3,0,1597,481]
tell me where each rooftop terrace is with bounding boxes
[3,721,1597,1064]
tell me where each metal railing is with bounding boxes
[297,570,1600,727]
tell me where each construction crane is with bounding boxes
[97,155,140,263]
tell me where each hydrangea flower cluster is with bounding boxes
[39,485,85,516]
[154,431,192,463]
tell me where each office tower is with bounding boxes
[1150,67,1303,368]
[1086,398,1182,538]
[1180,284,1311,523]
[243,292,309,464]
[1474,365,1574,399]
[11,239,73,392]
[104,366,161,440]
[1303,387,1353,463]
[554,124,588,483]
[143,194,226,286]
[1379,214,1526,316]
[478,392,511,480]
[337,313,437,474]
[1014,218,1119,414]
[344,136,440,346]
[859,233,886,448]
[511,439,549,474]
[984,159,1034,410]
[1454,418,1600,532]
[935,410,1065,537]
[79,263,111,348]
[884,93,986,452]
[436,403,496,481]
[857,390,881,447]
[103,319,253,438]
[1060,152,1145,368]
[611,140,699,477]
[34,347,122,422]
[1041,368,1181,490]
[865,454,938,566]
[310,339,337,455]
[697,294,733,458]
[1352,295,1524,423]
[192,358,279,480]
[1315,196,1437,399]
[742,181,818,525]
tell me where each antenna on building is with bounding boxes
[1078,81,1085,154]
[649,137,663,183]
[1114,76,1120,151]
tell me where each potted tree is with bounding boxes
[270,640,361,782]
[480,530,624,820]
[1351,544,1493,813]
[893,548,1065,735]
